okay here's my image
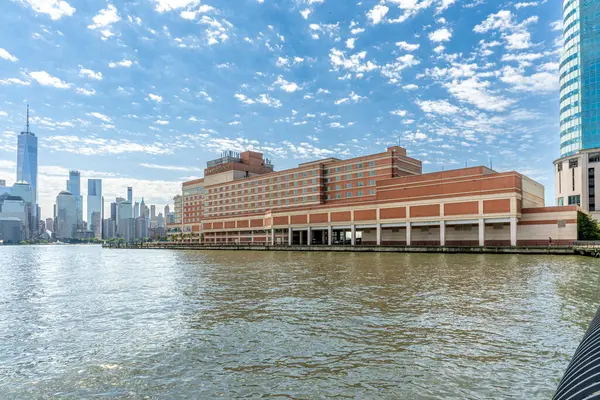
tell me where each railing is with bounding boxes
[554,305,600,399]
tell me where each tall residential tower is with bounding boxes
[67,171,83,229]
[17,105,38,215]
[555,0,600,217]
[87,179,102,237]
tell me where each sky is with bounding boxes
[0,0,563,220]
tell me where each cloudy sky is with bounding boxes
[0,0,562,219]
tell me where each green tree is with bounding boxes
[578,211,600,240]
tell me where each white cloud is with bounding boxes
[108,59,133,68]
[276,57,289,67]
[153,0,198,12]
[367,4,389,25]
[329,48,378,77]
[403,84,419,90]
[328,122,344,128]
[445,77,513,112]
[474,10,537,50]
[140,163,202,172]
[147,93,163,103]
[76,88,96,96]
[380,54,419,84]
[429,27,452,42]
[417,99,460,115]
[257,94,282,108]
[346,38,356,49]
[434,45,445,53]
[19,0,76,20]
[0,48,18,62]
[500,66,558,92]
[275,76,300,92]
[550,20,563,31]
[155,120,169,125]
[234,93,256,105]
[88,4,120,32]
[335,91,366,105]
[88,112,111,122]
[229,120,241,125]
[395,41,419,51]
[390,109,408,117]
[180,5,214,19]
[79,67,102,80]
[351,27,365,35]
[0,78,30,86]
[300,8,311,19]
[515,2,538,9]
[29,71,71,89]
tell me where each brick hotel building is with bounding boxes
[178,146,578,247]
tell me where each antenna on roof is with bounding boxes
[26,104,30,134]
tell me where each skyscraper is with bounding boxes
[134,201,140,218]
[17,105,38,215]
[56,190,77,240]
[559,0,600,157]
[127,187,133,204]
[555,1,600,216]
[87,179,102,234]
[67,171,83,229]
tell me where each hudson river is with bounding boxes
[1,246,599,399]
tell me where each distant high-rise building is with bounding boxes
[0,179,5,186]
[91,211,102,239]
[10,181,34,239]
[134,201,140,218]
[157,212,165,228]
[135,216,148,240]
[117,201,134,241]
[110,202,117,221]
[173,194,182,224]
[102,218,116,239]
[17,105,38,216]
[56,190,77,240]
[127,187,132,204]
[46,217,53,232]
[164,205,170,218]
[151,205,156,219]
[66,171,83,229]
[87,179,102,234]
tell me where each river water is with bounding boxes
[0,246,599,399]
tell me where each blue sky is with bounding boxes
[0,0,562,219]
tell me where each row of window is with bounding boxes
[324,161,377,174]
[324,171,377,182]
[326,189,376,199]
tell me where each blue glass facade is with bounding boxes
[560,0,600,157]
[17,132,38,212]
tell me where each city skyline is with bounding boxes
[0,0,564,217]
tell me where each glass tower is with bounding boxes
[559,0,600,157]
[17,105,38,213]
[87,179,102,232]
[67,170,83,229]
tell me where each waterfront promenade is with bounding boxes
[103,242,578,255]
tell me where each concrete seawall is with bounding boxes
[103,243,576,255]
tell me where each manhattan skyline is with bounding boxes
[0,0,563,218]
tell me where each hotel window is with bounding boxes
[346,174,352,180]
[312,195,317,201]
[357,172,363,177]
[335,167,341,172]
[302,172,307,177]
[326,186,330,191]
[346,183,352,189]
[357,190,363,196]
[312,170,317,175]
[326,195,331,200]
[568,195,581,205]
[369,189,376,195]
[335,184,341,190]
[357,163,363,168]
[335,176,341,182]
[335,193,341,199]
[312,187,317,192]
[346,165,352,171]
[369,171,376,176]
[346,192,352,198]
[369,161,376,167]
[369,180,375,185]
[325,169,330,174]
[312,178,316,184]
[357,181,364,187]
[557,197,564,206]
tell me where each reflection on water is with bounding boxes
[0,246,599,399]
